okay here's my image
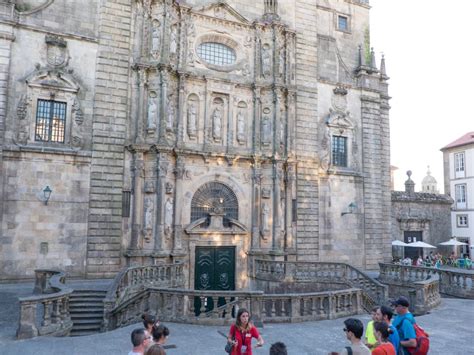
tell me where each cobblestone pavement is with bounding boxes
[0,281,473,355]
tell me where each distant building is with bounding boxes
[421,166,439,194]
[391,171,452,261]
[441,132,474,258]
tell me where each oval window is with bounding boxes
[197,42,236,66]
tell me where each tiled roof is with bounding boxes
[441,132,474,150]
[391,191,453,204]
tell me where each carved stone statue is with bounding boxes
[187,103,197,138]
[144,197,154,230]
[166,101,174,132]
[261,44,271,77]
[212,106,222,141]
[262,203,270,232]
[261,115,271,144]
[236,110,245,143]
[164,198,173,236]
[170,26,178,56]
[151,21,161,58]
[279,48,285,77]
[147,97,157,130]
[279,118,285,146]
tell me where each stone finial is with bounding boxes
[263,0,280,21]
[370,47,377,69]
[380,53,387,76]
[405,170,415,195]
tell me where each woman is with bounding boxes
[145,344,165,355]
[142,313,159,334]
[151,324,169,346]
[371,321,395,355]
[227,308,264,355]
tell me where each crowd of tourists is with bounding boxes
[398,251,472,269]
[127,296,427,354]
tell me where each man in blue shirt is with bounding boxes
[375,305,400,354]
[391,296,417,355]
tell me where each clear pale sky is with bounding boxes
[370,0,473,193]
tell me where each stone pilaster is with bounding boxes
[86,0,132,278]
[172,155,185,254]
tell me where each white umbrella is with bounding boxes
[392,240,409,246]
[406,241,437,248]
[439,238,468,246]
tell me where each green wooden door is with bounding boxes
[194,246,235,315]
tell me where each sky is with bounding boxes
[370,0,474,193]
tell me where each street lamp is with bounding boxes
[341,202,357,216]
[43,186,52,205]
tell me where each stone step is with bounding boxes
[69,302,104,309]
[71,313,104,319]
[69,329,102,337]
[71,318,103,325]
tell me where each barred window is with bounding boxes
[338,16,348,31]
[332,135,347,167]
[35,99,66,143]
[197,42,236,66]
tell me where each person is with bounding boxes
[145,344,165,355]
[142,313,159,334]
[227,308,264,355]
[269,342,287,355]
[371,322,396,355]
[375,305,400,354]
[333,318,371,355]
[151,324,169,346]
[364,307,378,349]
[391,296,417,355]
[129,328,152,355]
[416,255,423,266]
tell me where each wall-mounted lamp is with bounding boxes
[341,202,357,216]
[43,186,52,205]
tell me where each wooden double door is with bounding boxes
[194,246,235,315]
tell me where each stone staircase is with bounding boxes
[69,289,106,336]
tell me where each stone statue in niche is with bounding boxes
[164,197,173,237]
[261,187,271,199]
[261,44,271,77]
[261,115,271,145]
[169,26,178,56]
[151,20,161,59]
[144,181,155,193]
[279,48,285,77]
[165,182,173,194]
[212,106,222,142]
[147,95,157,130]
[280,118,285,146]
[236,110,246,144]
[261,203,270,238]
[144,197,154,241]
[187,103,197,138]
[166,100,174,132]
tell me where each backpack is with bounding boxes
[396,318,430,355]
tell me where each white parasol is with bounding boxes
[392,240,409,246]
[439,238,468,246]
[406,241,437,248]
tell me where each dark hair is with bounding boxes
[379,305,394,321]
[270,342,288,355]
[374,321,392,340]
[236,308,251,330]
[145,344,166,355]
[131,328,147,347]
[142,313,157,329]
[152,324,170,342]
[371,306,379,313]
[343,318,364,339]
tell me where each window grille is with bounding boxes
[197,42,236,66]
[332,135,347,167]
[338,16,348,31]
[191,182,238,227]
[122,191,131,217]
[35,99,66,143]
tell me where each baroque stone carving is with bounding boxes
[236,110,246,144]
[262,187,271,199]
[144,181,155,193]
[45,35,68,67]
[261,43,272,77]
[71,99,84,148]
[169,25,178,56]
[16,95,29,144]
[164,197,173,238]
[147,92,157,130]
[166,96,174,132]
[144,197,154,237]
[187,102,197,139]
[151,20,161,59]
[261,111,272,145]
[261,203,270,238]
[165,182,173,194]
[212,106,222,142]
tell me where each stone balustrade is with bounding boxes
[105,287,363,329]
[254,259,387,311]
[17,270,73,339]
[379,263,474,299]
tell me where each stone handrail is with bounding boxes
[410,276,441,314]
[379,263,474,299]
[16,270,73,339]
[254,259,387,310]
[105,286,363,329]
[102,263,185,330]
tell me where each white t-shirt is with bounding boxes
[128,351,143,355]
[340,343,371,355]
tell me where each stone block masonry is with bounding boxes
[86,0,132,278]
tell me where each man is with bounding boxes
[364,307,378,349]
[129,327,152,355]
[375,305,400,354]
[391,296,417,355]
[338,318,371,355]
[269,342,287,355]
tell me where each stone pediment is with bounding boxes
[25,68,80,93]
[194,1,249,25]
[185,216,248,235]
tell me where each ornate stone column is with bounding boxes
[154,152,170,254]
[130,148,146,250]
[172,155,185,254]
[136,67,148,144]
[251,158,262,250]
[285,162,296,253]
[272,160,283,251]
[159,69,169,141]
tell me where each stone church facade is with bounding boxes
[0,0,391,287]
